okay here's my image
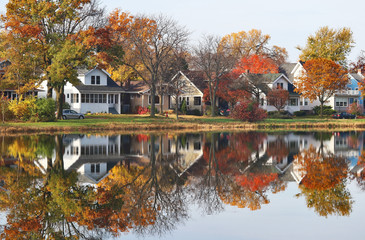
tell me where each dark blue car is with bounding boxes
[332,112,356,119]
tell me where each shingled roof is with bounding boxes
[74,76,123,93]
[349,73,364,82]
[279,63,297,82]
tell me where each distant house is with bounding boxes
[121,71,204,114]
[0,60,41,99]
[328,71,364,112]
[238,72,300,114]
[280,62,365,113]
[39,67,124,114]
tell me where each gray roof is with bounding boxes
[279,63,297,82]
[74,76,124,93]
[349,73,364,82]
[77,68,90,75]
[243,73,285,84]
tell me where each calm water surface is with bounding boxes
[0,131,364,239]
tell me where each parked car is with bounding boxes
[332,112,356,119]
[219,108,230,116]
[62,109,85,120]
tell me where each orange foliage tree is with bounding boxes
[295,58,348,117]
[231,54,279,78]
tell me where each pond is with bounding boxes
[0,131,364,239]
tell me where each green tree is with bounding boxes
[297,26,354,66]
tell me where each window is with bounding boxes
[186,97,189,106]
[194,142,201,150]
[91,76,95,84]
[71,146,79,155]
[85,94,89,103]
[305,101,308,106]
[67,94,69,98]
[148,96,160,104]
[289,98,298,106]
[99,94,103,103]
[90,94,94,103]
[91,163,100,173]
[81,94,85,103]
[71,94,79,103]
[194,97,201,106]
[96,76,100,84]
[276,82,284,89]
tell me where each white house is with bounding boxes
[39,67,124,114]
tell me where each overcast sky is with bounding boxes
[1,0,364,63]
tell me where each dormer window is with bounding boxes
[91,76,101,85]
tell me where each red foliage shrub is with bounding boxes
[231,100,267,122]
[135,106,149,115]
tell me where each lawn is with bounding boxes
[1,114,364,134]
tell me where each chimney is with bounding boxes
[358,69,362,76]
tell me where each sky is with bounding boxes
[1,0,365,63]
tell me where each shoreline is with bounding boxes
[2,120,365,135]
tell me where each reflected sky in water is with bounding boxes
[0,131,364,239]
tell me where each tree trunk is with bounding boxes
[55,86,64,120]
[320,102,324,118]
[150,84,156,117]
[175,96,179,121]
[47,83,53,99]
[211,91,216,117]
[160,92,164,115]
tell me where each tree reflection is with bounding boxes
[0,131,362,238]
[194,132,286,212]
[0,135,101,239]
[295,145,353,217]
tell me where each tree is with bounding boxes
[231,54,279,78]
[350,50,365,73]
[220,29,288,65]
[297,26,354,66]
[266,88,289,112]
[106,11,189,117]
[294,58,348,117]
[47,41,86,119]
[1,0,105,119]
[191,35,236,117]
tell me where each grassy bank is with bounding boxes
[1,114,365,135]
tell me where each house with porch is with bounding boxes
[39,67,124,114]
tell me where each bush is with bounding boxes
[147,105,159,114]
[136,106,149,114]
[232,100,267,122]
[63,102,71,110]
[204,105,219,116]
[347,103,363,115]
[180,99,187,115]
[35,98,56,122]
[187,109,201,116]
[313,105,335,115]
[294,110,306,117]
[8,97,37,121]
[0,97,13,122]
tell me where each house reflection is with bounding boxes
[36,134,204,184]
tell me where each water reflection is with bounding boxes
[0,131,364,239]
